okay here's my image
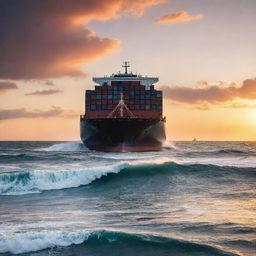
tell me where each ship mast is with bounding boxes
[122,61,130,74]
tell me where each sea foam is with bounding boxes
[1,158,255,195]
[0,163,127,195]
[39,142,88,152]
[0,230,90,254]
[0,230,238,255]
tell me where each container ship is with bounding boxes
[80,62,166,152]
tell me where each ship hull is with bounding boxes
[80,118,166,152]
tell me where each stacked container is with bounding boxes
[85,81,162,119]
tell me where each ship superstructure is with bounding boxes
[80,62,166,152]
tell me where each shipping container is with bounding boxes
[84,74,163,119]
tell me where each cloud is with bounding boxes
[162,78,256,104]
[226,101,256,109]
[0,81,18,93]
[25,89,62,96]
[155,10,204,24]
[63,110,81,119]
[0,106,64,120]
[0,0,166,80]
[239,78,256,99]
[44,80,54,86]
[192,104,211,111]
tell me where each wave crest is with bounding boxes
[1,161,255,196]
[39,142,88,152]
[0,230,90,254]
[0,230,238,255]
[0,163,127,195]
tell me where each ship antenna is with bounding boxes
[122,61,130,74]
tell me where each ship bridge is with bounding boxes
[93,62,158,88]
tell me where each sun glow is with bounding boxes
[245,108,256,126]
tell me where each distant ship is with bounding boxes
[80,62,166,152]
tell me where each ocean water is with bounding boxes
[0,141,255,256]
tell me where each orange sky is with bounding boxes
[0,0,256,141]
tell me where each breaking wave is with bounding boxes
[163,141,179,150]
[0,230,91,254]
[0,230,238,255]
[0,163,127,195]
[0,161,255,196]
[39,142,88,152]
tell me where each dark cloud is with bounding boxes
[25,89,62,96]
[0,106,63,120]
[0,81,18,93]
[155,10,203,24]
[0,0,166,80]
[162,78,256,104]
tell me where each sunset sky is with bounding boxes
[0,0,256,141]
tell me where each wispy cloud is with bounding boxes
[25,89,62,96]
[162,77,256,104]
[156,10,204,24]
[0,81,18,93]
[225,101,256,109]
[0,106,64,120]
[44,80,54,86]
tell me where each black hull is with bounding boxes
[80,118,166,152]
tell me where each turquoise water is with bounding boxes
[0,141,255,255]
